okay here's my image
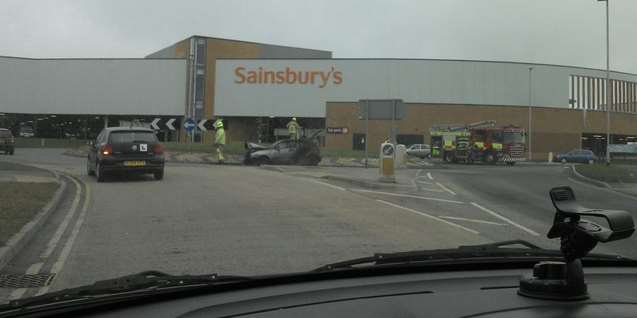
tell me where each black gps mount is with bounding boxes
[518,186,635,300]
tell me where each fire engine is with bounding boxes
[430,121,526,165]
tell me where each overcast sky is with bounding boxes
[2,0,636,73]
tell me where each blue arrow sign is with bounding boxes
[183,118,197,132]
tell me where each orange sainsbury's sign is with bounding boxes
[234,66,342,88]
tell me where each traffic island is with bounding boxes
[0,182,59,246]
[574,164,637,184]
[0,162,64,269]
[571,164,637,197]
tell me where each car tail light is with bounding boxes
[100,144,113,156]
[153,144,164,155]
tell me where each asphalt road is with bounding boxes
[320,162,637,258]
[0,149,481,302]
[1,149,636,304]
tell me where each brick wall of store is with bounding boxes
[325,102,637,159]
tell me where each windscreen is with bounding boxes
[1,0,637,308]
[108,131,157,144]
[503,132,525,144]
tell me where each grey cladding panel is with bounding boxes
[0,57,187,115]
[359,100,406,120]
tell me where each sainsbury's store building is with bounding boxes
[2,35,637,159]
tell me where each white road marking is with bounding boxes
[470,202,539,236]
[567,177,637,201]
[8,262,44,300]
[377,200,479,234]
[427,172,434,180]
[40,176,82,259]
[311,179,346,191]
[438,216,507,226]
[414,176,434,185]
[37,178,91,296]
[411,186,443,193]
[351,188,464,204]
[410,176,417,188]
[436,182,457,196]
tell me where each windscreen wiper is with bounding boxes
[0,270,251,310]
[312,240,636,272]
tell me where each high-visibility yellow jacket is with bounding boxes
[215,128,226,145]
[287,121,300,139]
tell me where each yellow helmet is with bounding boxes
[292,117,297,121]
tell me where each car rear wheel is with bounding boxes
[154,169,164,180]
[87,158,95,176]
[9,148,14,155]
[254,156,270,166]
[96,162,105,183]
[307,154,321,166]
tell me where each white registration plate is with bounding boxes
[124,161,146,167]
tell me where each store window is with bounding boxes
[353,133,365,151]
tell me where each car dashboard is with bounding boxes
[73,267,637,318]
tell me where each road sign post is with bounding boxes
[183,118,196,133]
[183,118,196,144]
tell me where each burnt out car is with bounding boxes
[244,131,322,166]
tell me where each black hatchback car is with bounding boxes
[87,127,165,182]
[0,128,15,155]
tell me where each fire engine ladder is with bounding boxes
[465,120,496,129]
[430,120,496,132]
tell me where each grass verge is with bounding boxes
[162,142,246,155]
[15,137,88,148]
[575,164,637,184]
[0,182,59,246]
[319,149,378,159]
[23,137,379,159]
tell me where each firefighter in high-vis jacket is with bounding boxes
[214,119,226,164]
[286,117,301,141]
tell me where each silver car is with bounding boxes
[406,144,431,159]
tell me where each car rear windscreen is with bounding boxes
[109,131,157,144]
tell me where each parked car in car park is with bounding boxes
[406,144,431,159]
[0,128,15,155]
[87,127,165,182]
[19,127,35,138]
[554,149,597,164]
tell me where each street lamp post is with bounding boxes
[599,0,611,164]
[365,100,369,168]
[528,67,533,161]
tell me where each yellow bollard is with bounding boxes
[379,142,396,183]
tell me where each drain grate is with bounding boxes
[0,273,55,288]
